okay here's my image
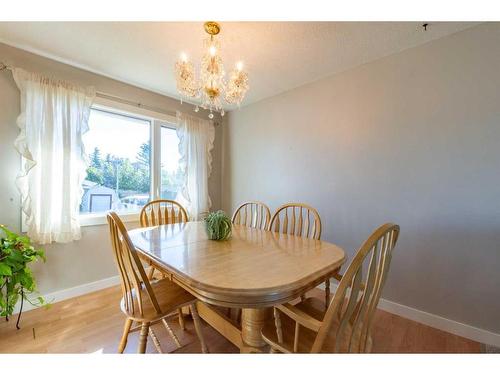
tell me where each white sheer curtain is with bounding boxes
[176,111,215,220]
[13,68,95,244]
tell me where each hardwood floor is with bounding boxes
[0,286,481,353]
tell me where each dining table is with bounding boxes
[128,221,346,353]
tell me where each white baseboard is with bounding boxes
[317,282,500,348]
[14,275,121,314]
[376,298,500,348]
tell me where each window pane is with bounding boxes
[81,109,151,214]
[160,126,182,200]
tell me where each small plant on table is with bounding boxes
[204,211,232,241]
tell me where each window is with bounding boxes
[81,109,151,215]
[78,100,180,226]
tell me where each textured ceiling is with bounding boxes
[0,22,479,108]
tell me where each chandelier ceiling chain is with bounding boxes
[175,21,249,119]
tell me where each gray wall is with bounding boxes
[223,23,500,333]
[0,42,223,294]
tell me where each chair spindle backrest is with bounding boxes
[107,212,161,317]
[231,201,271,230]
[140,199,188,227]
[269,203,322,239]
[311,223,400,353]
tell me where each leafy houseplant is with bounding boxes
[204,211,232,241]
[0,225,47,329]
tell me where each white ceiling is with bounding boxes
[0,22,479,108]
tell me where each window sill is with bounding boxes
[79,212,140,227]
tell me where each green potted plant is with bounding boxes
[204,211,232,241]
[0,225,47,329]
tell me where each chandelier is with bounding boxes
[175,21,249,119]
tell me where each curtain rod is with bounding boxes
[96,91,221,126]
[95,91,178,118]
[1,61,221,125]
[96,92,221,126]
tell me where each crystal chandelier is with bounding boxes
[175,21,249,119]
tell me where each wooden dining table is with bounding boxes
[128,221,346,353]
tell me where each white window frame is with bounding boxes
[22,96,178,231]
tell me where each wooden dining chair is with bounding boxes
[140,199,189,227]
[231,201,271,230]
[140,199,189,329]
[261,223,400,353]
[268,203,322,239]
[269,203,332,307]
[107,212,208,354]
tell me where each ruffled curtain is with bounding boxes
[176,111,215,220]
[13,68,95,244]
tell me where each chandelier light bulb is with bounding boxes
[236,61,244,71]
[180,52,188,62]
[209,46,217,57]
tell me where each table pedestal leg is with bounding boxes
[240,307,271,353]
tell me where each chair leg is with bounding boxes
[118,318,133,353]
[228,308,241,324]
[293,322,300,353]
[162,318,182,348]
[149,327,163,353]
[138,322,150,353]
[300,294,306,302]
[365,334,373,353]
[273,308,283,344]
[178,308,186,331]
[190,303,208,353]
[237,309,242,325]
[325,278,331,309]
[149,327,163,354]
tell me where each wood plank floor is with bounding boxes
[0,286,481,353]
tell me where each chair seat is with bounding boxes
[120,278,196,322]
[261,297,344,353]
